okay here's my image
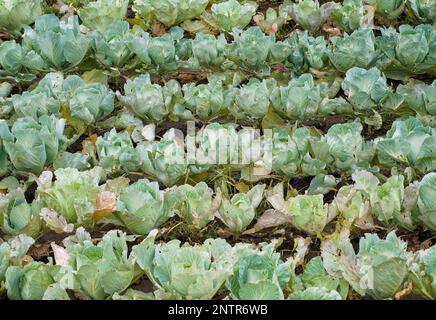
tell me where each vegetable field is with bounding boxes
[0,0,435,301]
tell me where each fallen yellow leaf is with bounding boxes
[93,191,116,222]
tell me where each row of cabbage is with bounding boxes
[1,115,435,185]
[2,0,435,37]
[1,163,435,239]
[1,14,435,82]
[2,67,435,125]
[2,227,436,300]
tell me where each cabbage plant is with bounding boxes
[329,29,379,73]
[132,231,245,299]
[289,0,333,32]
[0,116,67,174]
[108,179,179,235]
[9,91,60,120]
[417,172,436,232]
[63,76,115,125]
[78,0,129,32]
[96,129,141,173]
[375,117,436,174]
[321,230,411,299]
[216,184,265,234]
[298,256,349,299]
[409,244,436,300]
[341,67,402,112]
[117,74,181,122]
[176,77,228,120]
[56,230,138,300]
[365,0,405,22]
[149,0,209,27]
[35,167,105,228]
[226,27,275,71]
[176,182,219,229]
[229,78,273,120]
[0,189,40,237]
[329,0,374,32]
[191,33,227,68]
[408,0,436,24]
[271,127,325,177]
[137,128,188,186]
[226,243,292,300]
[5,261,59,300]
[0,235,35,284]
[267,182,333,235]
[203,0,257,33]
[22,15,90,71]
[0,0,43,35]
[376,24,436,80]
[270,73,332,119]
[397,80,436,116]
[0,41,46,83]
[314,120,375,171]
[91,21,135,68]
[285,31,329,73]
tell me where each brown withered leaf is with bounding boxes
[254,209,293,232]
[51,242,69,267]
[82,134,97,156]
[253,14,278,34]
[22,255,34,267]
[151,20,167,36]
[322,21,342,37]
[161,71,208,84]
[93,191,117,222]
[216,228,233,239]
[28,242,51,260]
[395,282,413,300]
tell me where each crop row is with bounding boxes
[1,15,435,83]
[2,226,436,300]
[2,0,435,37]
[1,115,434,184]
[1,158,435,238]
[2,67,435,125]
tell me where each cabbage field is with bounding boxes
[0,0,435,301]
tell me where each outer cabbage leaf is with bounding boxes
[267,182,333,236]
[417,172,436,232]
[409,245,436,300]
